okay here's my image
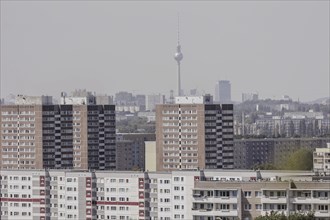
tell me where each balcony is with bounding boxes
[311,197,330,204]
[191,208,238,217]
[314,210,330,218]
[261,196,287,204]
[193,196,239,204]
[290,197,312,204]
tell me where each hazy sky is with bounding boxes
[1,1,329,102]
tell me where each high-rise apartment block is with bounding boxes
[0,95,116,170]
[215,80,231,103]
[156,96,234,171]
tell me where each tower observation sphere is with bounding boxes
[174,45,183,62]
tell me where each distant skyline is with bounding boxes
[1,1,329,102]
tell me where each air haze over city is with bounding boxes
[1,1,329,102]
[1,1,330,220]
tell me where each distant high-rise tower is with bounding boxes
[174,15,183,96]
[215,80,231,103]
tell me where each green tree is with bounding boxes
[281,149,313,170]
[255,211,314,220]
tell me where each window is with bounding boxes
[277,191,286,197]
[255,191,262,197]
[255,204,262,210]
[318,205,329,211]
[244,204,252,210]
[277,204,287,210]
[244,191,252,197]
[220,204,229,210]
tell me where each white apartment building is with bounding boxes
[313,143,330,175]
[0,170,329,220]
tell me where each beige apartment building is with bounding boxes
[0,104,44,169]
[0,96,116,170]
[156,96,234,171]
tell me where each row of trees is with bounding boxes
[253,149,313,171]
[255,211,314,220]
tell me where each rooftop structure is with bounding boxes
[175,95,213,104]
[15,95,53,105]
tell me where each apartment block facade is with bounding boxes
[313,143,330,175]
[234,138,330,169]
[116,133,156,171]
[0,103,116,170]
[0,170,329,220]
[155,96,234,171]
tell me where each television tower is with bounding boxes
[174,14,183,96]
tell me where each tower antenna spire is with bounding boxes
[174,13,183,96]
[177,13,180,45]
